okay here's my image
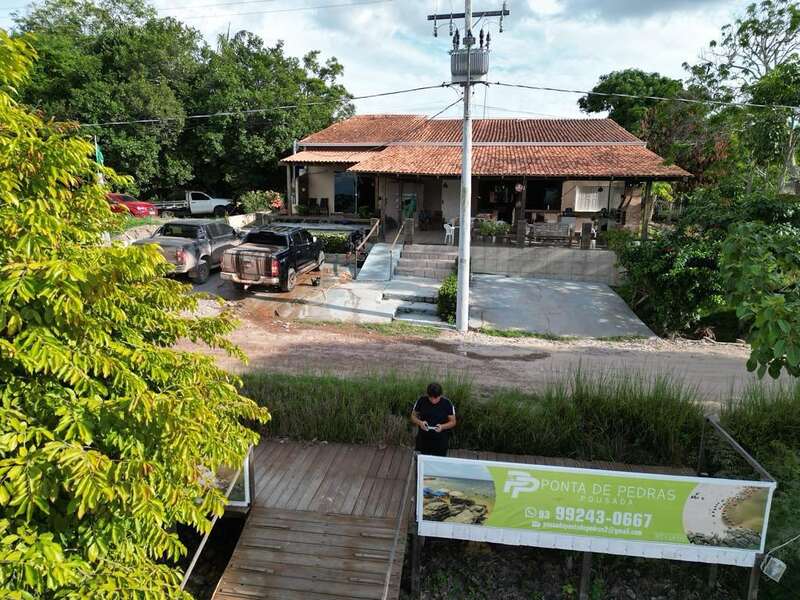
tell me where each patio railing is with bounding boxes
[351,219,381,278]
[387,219,409,281]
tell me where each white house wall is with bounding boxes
[307,166,335,205]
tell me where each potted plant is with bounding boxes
[494,221,511,244]
[479,220,495,243]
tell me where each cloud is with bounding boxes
[518,0,731,21]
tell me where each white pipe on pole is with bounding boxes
[455,0,472,334]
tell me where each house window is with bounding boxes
[575,185,606,212]
[526,181,562,211]
[334,171,357,214]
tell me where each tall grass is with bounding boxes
[721,382,800,600]
[241,370,704,467]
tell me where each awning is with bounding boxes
[280,149,379,165]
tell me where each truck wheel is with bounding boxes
[213,205,229,218]
[281,267,297,292]
[313,251,325,271]
[192,260,210,284]
[160,210,175,219]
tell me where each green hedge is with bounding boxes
[437,273,457,324]
[241,370,703,467]
[312,231,349,254]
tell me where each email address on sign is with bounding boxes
[533,522,643,536]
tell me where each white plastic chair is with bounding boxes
[443,223,455,245]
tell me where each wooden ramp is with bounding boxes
[213,441,413,600]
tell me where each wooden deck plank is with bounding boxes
[218,572,383,600]
[261,445,322,507]
[253,442,302,503]
[284,443,342,511]
[307,444,354,513]
[272,444,325,509]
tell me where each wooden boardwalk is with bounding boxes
[213,441,414,600]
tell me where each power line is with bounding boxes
[491,81,800,112]
[164,0,391,19]
[1,0,391,15]
[80,83,453,127]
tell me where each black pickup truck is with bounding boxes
[220,225,324,292]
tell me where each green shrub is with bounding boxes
[721,384,800,599]
[437,273,458,324]
[239,189,283,213]
[312,231,350,254]
[494,221,511,236]
[479,220,496,236]
[242,370,703,467]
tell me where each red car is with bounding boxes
[107,192,158,217]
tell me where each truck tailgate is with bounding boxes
[235,250,270,280]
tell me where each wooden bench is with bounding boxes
[526,222,574,246]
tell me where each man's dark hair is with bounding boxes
[427,382,443,398]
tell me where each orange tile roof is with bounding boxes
[291,115,691,179]
[347,145,690,179]
[301,114,643,145]
[279,149,379,165]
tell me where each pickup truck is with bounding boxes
[153,190,235,218]
[220,225,324,292]
[134,219,241,283]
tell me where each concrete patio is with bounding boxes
[468,275,654,338]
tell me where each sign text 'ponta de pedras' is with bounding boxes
[416,455,776,567]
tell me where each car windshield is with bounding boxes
[158,224,200,239]
[244,231,288,246]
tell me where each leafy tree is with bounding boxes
[748,62,800,190]
[578,69,684,135]
[686,0,800,94]
[721,221,800,378]
[0,31,269,597]
[14,0,353,200]
[183,32,353,195]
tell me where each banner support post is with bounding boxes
[578,552,593,600]
[748,556,761,600]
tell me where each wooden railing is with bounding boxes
[387,218,410,281]
[381,453,416,600]
[351,219,381,278]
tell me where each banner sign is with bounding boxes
[417,455,776,567]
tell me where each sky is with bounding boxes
[0,0,752,120]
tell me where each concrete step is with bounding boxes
[397,257,456,270]
[383,276,441,303]
[400,251,458,261]
[406,244,456,252]
[395,301,438,315]
[393,312,454,330]
[394,266,453,281]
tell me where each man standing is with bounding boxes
[411,382,457,456]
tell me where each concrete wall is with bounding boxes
[471,246,621,286]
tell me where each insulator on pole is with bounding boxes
[486,31,491,49]
[449,15,453,35]
[479,28,484,49]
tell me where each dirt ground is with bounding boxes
[181,290,770,409]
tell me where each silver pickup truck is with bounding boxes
[134,219,241,283]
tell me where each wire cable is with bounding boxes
[165,0,391,19]
[491,81,800,112]
[3,0,390,14]
[80,83,453,127]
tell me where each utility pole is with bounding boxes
[428,1,509,334]
[457,0,473,334]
